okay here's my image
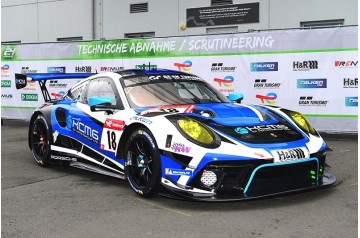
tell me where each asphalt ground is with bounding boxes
[1,119,358,238]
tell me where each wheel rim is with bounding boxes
[127,136,154,188]
[32,120,48,158]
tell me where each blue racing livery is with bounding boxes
[16,68,336,201]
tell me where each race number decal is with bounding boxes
[100,118,125,152]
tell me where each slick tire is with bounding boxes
[30,114,52,166]
[124,128,161,197]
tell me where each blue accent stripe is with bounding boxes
[243,157,319,194]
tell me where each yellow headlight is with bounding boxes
[178,118,214,144]
[289,111,315,134]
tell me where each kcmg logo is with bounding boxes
[256,92,277,104]
[174,60,192,71]
[214,76,234,87]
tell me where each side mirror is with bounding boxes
[89,96,114,114]
[228,93,244,104]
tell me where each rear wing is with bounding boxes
[15,73,95,102]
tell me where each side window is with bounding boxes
[68,81,87,101]
[82,77,123,109]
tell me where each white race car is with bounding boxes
[16,68,336,201]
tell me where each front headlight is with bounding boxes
[287,111,316,135]
[178,117,214,144]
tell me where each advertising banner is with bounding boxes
[1,26,358,133]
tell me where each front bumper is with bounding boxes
[159,158,336,201]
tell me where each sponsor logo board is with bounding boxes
[251,62,278,72]
[297,79,327,88]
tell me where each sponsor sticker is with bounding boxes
[293,61,318,71]
[171,142,191,153]
[136,63,157,70]
[165,168,192,176]
[251,62,278,72]
[1,80,11,87]
[211,63,236,72]
[299,96,328,106]
[245,124,290,133]
[2,46,16,59]
[256,92,277,104]
[130,116,153,124]
[343,78,358,88]
[47,67,66,74]
[297,79,327,89]
[345,97,358,107]
[104,118,125,130]
[334,61,358,68]
[75,66,92,73]
[271,147,309,163]
[174,60,192,71]
[253,79,281,89]
[21,93,38,101]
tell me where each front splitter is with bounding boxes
[158,167,336,202]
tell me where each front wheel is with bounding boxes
[30,115,52,166]
[124,128,161,197]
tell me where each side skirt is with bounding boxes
[51,144,125,180]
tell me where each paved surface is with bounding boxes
[1,119,358,238]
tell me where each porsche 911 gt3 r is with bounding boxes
[15,69,336,201]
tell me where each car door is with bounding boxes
[68,76,125,159]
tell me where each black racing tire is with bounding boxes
[124,128,161,197]
[30,114,52,166]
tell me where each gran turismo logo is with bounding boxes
[297,79,327,88]
[174,60,192,71]
[21,67,38,74]
[293,61,318,71]
[299,96,328,106]
[256,92,277,104]
[49,80,68,88]
[253,79,281,89]
[211,63,236,72]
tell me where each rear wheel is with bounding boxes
[124,128,161,197]
[30,115,52,166]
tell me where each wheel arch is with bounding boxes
[28,108,53,149]
[115,122,153,159]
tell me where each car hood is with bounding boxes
[134,103,305,144]
[190,103,276,126]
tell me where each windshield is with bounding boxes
[122,74,228,108]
